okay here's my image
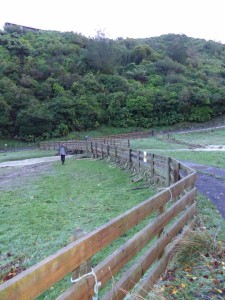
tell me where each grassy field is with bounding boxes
[130,137,189,151]
[171,127,225,146]
[131,137,225,168]
[0,158,156,298]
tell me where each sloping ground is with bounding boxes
[181,161,225,218]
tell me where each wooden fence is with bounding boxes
[39,139,130,151]
[0,141,196,300]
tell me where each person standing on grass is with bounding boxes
[58,143,67,165]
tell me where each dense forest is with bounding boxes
[1,23,225,140]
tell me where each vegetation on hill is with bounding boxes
[1,24,225,141]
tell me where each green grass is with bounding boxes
[171,128,225,146]
[130,137,189,151]
[0,149,56,163]
[158,150,225,168]
[131,137,225,168]
[0,158,156,298]
[0,139,37,149]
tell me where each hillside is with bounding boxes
[1,23,225,140]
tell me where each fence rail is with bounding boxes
[0,140,196,300]
[39,139,130,151]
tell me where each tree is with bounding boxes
[15,101,53,140]
[0,96,11,136]
[131,45,153,64]
[84,32,122,74]
[48,96,77,131]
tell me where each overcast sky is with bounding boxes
[0,0,225,43]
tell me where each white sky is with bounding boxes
[0,0,225,43]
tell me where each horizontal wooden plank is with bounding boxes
[150,153,167,161]
[131,218,196,299]
[169,172,196,199]
[0,187,173,299]
[102,203,196,300]
[57,188,196,299]
[139,160,150,168]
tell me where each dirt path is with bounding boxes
[0,155,74,168]
[181,160,225,218]
[0,156,74,191]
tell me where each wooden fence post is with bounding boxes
[70,229,91,281]
[138,151,141,171]
[85,140,88,153]
[157,205,165,259]
[90,142,93,157]
[101,144,104,158]
[107,144,109,158]
[95,142,98,158]
[166,157,171,187]
[128,148,132,167]
[115,146,117,161]
[150,153,154,177]
[173,161,180,183]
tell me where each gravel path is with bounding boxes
[181,160,225,218]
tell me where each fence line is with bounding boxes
[39,139,130,151]
[0,140,196,300]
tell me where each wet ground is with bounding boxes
[182,161,225,218]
